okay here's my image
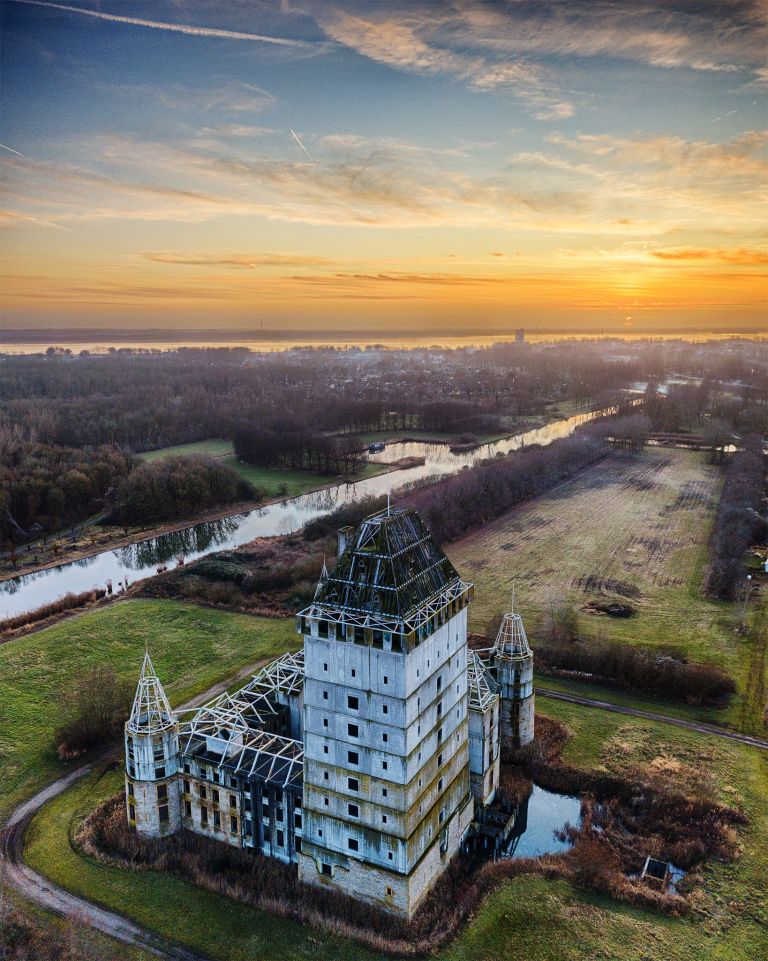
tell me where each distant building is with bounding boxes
[124,507,535,918]
[515,328,525,345]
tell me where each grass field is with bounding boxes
[24,698,768,961]
[0,600,296,824]
[447,448,766,732]
[222,456,386,499]
[140,439,235,461]
[139,438,387,499]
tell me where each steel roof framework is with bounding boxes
[468,651,500,712]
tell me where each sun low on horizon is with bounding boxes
[0,0,766,336]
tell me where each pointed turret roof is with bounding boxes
[127,651,176,735]
[492,606,532,659]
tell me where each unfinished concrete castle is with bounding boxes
[124,507,534,917]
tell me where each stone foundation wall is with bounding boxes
[299,793,473,917]
[125,773,181,838]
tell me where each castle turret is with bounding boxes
[491,605,534,748]
[124,652,181,837]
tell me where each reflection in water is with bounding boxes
[1,406,613,618]
[467,784,581,862]
[114,516,244,570]
[503,784,581,859]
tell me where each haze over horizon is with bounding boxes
[1,0,766,335]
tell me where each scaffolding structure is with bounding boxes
[492,610,532,659]
[178,685,303,788]
[467,651,499,711]
[126,651,176,735]
[247,649,304,698]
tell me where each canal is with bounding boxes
[1,406,613,618]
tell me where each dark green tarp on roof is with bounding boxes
[314,508,461,620]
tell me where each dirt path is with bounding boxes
[0,656,273,961]
[536,688,768,750]
[4,665,766,961]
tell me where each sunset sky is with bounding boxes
[1,0,766,334]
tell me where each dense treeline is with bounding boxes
[233,423,366,475]
[706,444,766,599]
[401,428,611,544]
[0,345,637,451]
[108,456,255,526]
[0,441,133,544]
[536,640,735,705]
[2,341,764,548]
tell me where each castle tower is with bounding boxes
[297,508,474,917]
[491,604,534,748]
[124,651,181,837]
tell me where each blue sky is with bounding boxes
[1,1,766,332]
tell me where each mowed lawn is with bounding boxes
[0,600,297,824]
[140,439,235,461]
[25,699,768,961]
[222,456,387,499]
[446,448,767,730]
[139,438,386,499]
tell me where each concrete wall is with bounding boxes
[124,723,182,837]
[299,792,473,917]
[468,694,500,805]
[125,772,181,838]
[495,653,535,748]
[300,604,473,913]
[125,724,179,781]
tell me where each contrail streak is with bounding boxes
[11,1,311,47]
[290,128,313,160]
[0,143,24,156]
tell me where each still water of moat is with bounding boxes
[470,785,582,861]
[1,407,612,618]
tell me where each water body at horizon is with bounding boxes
[2,331,763,355]
[0,406,616,619]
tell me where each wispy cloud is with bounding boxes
[651,246,768,265]
[12,0,312,47]
[143,251,338,268]
[316,9,574,121]
[3,125,765,240]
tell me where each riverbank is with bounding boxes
[1,405,623,622]
[0,462,390,584]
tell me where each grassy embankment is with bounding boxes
[448,447,766,734]
[0,599,296,825]
[352,430,513,447]
[23,698,768,961]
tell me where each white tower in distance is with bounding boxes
[124,651,181,838]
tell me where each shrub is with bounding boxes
[705,446,766,599]
[0,588,106,634]
[56,665,131,758]
[535,639,735,705]
[108,456,254,526]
